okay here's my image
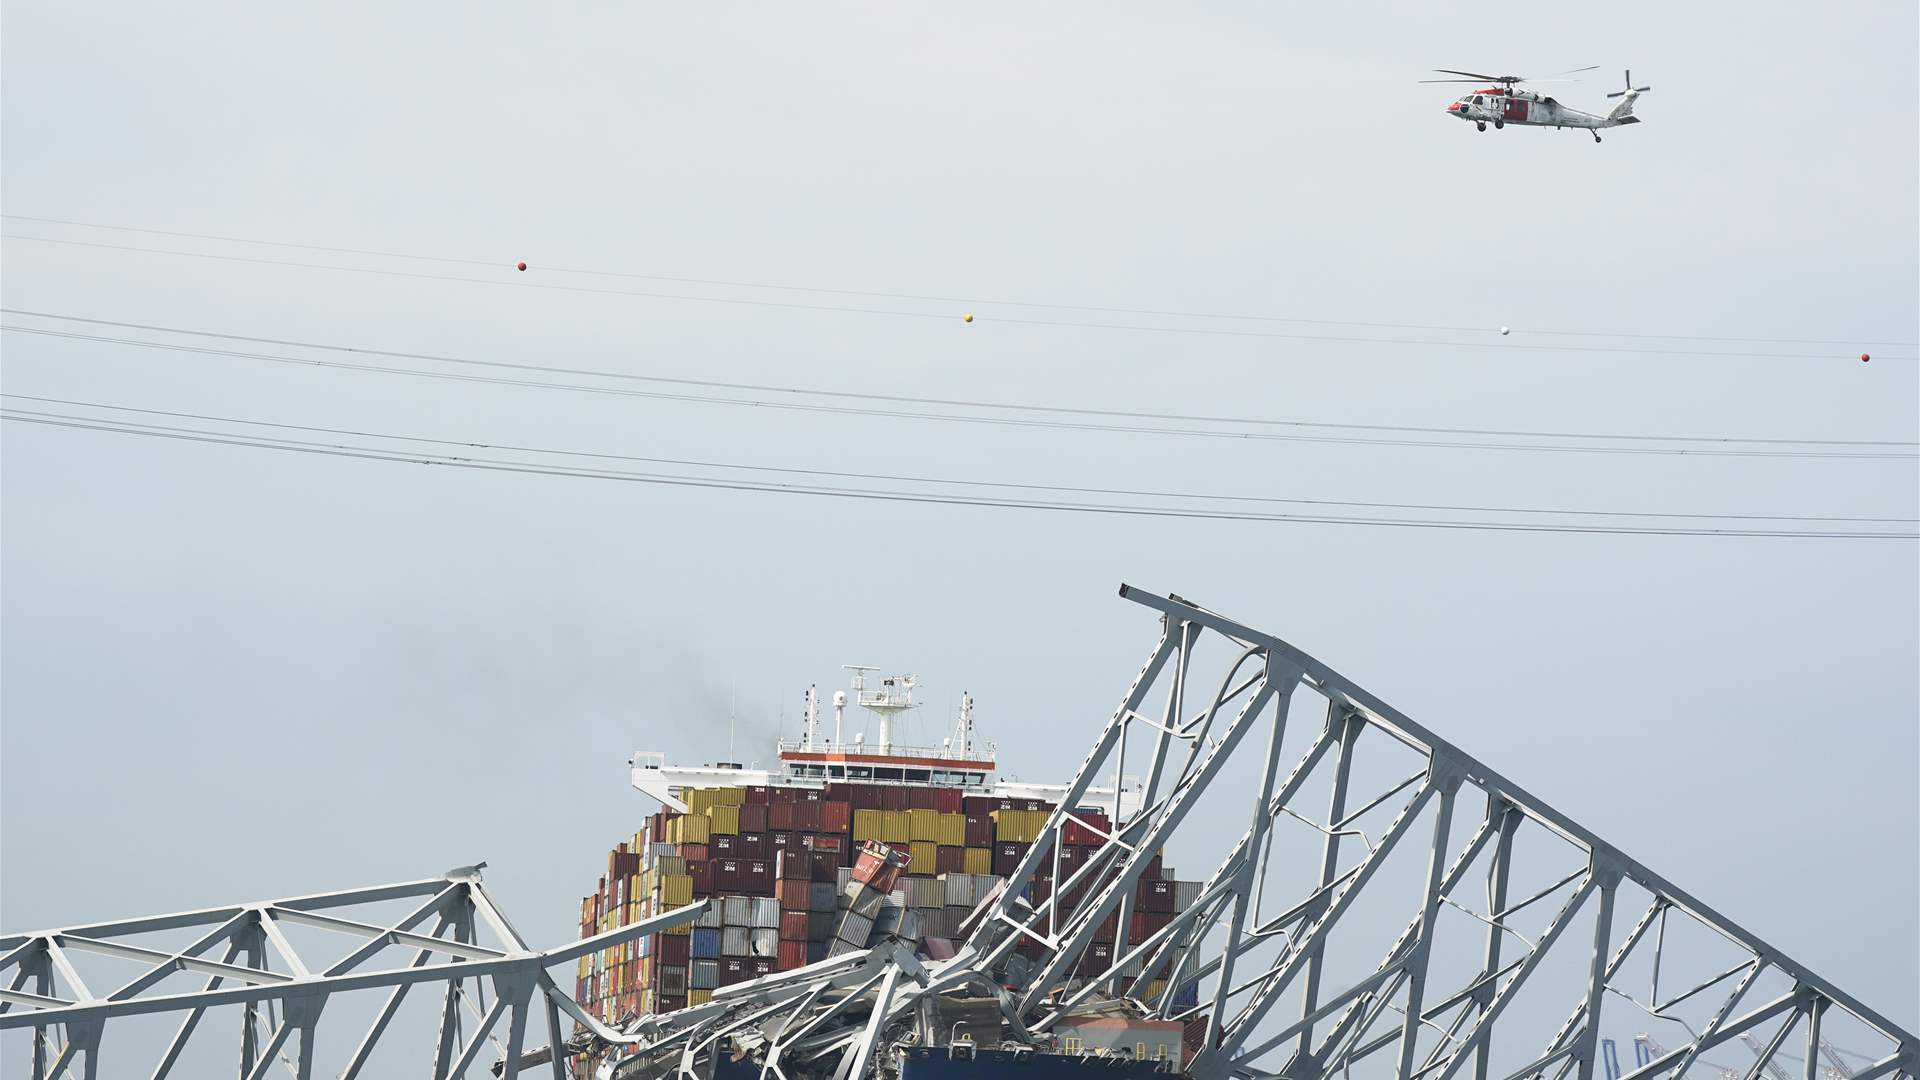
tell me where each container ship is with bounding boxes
[573,669,1203,1077]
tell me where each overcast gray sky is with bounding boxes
[3,0,1915,1070]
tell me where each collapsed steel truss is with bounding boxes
[603,586,1915,1080]
[0,868,706,1079]
[3,585,1913,1080]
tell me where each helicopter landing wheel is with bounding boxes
[1494,119,1504,129]
[1592,132,1602,143]
[1476,121,1486,132]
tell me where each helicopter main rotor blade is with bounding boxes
[1418,78,1492,83]
[1432,68,1505,81]
[1540,65,1600,77]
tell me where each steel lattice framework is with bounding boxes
[3,586,1913,1080]
[0,868,706,1079]
[597,587,1915,1080]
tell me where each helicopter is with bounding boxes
[1423,67,1651,142]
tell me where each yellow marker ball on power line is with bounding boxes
[963,313,974,323]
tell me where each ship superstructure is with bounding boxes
[575,669,1196,1075]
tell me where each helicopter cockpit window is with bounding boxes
[1471,95,1484,105]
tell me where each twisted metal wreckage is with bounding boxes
[3,586,1914,1079]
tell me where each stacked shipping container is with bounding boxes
[574,785,1199,1030]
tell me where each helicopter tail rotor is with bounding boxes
[1605,68,1653,98]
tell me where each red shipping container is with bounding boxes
[1021,798,1053,812]
[778,878,811,910]
[960,796,995,816]
[809,834,845,857]
[718,958,751,986]
[963,815,994,847]
[750,958,775,978]
[779,910,810,940]
[715,858,742,893]
[742,860,775,896]
[659,993,686,1012]
[809,851,839,881]
[777,940,808,970]
[799,788,823,803]
[1056,844,1083,877]
[775,850,809,880]
[768,831,797,857]
[681,843,708,863]
[993,841,1030,877]
[879,786,909,812]
[710,834,737,857]
[1075,940,1115,976]
[932,787,962,814]
[744,785,771,805]
[1139,851,1163,881]
[795,801,821,831]
[1128,910,1173,945]
[1062,810,1111,848]
[771,787,800,805]
[769,802,797,831]
[818,801,852,834]
[658,933,690,966]
[850,784,884,810]
[738,832,769,860]
[907,786,936,811]
[1138,878,1175,913]
[740,803,769,834]
[935,846,966,874]
[688,860,713,896]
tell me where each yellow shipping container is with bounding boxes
[963,847,991,875]
[992,809,1048,843]
[671,814,712,845]
[908,841,938,874]
[658,873,694,908]
[710,804,741,836]
[935,813,966,847]
[886,810,912,844]
[907,809,939,842]
[854,809,884,843]
[688,988,714,1006]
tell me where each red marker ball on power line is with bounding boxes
[516,261,527,272]
[1860,352,1870,362]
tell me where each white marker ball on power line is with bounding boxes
[1499,326,1511,336]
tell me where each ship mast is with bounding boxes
[844,665,915,755]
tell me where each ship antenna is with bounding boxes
[803,685,819,750]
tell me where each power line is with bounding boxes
[4,408,1911,539]
[6,319,1914,461]
[7,232,1908,363]
[7,212,1913,349]
[11,394,1908,525]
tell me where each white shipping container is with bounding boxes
[721,926,751,957]
[750,928,780,957]
[835,911,875,946]
[1173,881,1201,912]
[689,959,719,990]
[836,868,853,891]
[722,896,753,926]
[695,905,724,930]
[749,897,780,928]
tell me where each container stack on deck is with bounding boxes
[574,784,1200,1034]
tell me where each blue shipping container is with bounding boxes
[691,927,723,959]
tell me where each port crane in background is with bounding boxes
[4,586,1915,1079]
